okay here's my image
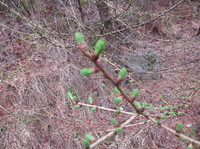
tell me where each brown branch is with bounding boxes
[89,114,138,148]
[78,102,167,117]
[77,0,84,22]
[79,46,142,114]
[77,41,200,148]
[197,26,200,36]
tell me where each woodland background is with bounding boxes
[0,0,200,149]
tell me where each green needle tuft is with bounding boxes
[80,68,94,77]
[94,39,106,55]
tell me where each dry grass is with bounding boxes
[0,0,200,149]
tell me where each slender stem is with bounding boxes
[78,42,200,148]
[90,114,138,148]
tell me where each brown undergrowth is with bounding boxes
[0,0,200,148]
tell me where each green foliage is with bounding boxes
[115,127,122,134]
[159,106,164,110]
[185,104,189,108]
[82,139,89,148]
[73,32,193,148]
[85,134,94,141]
[179,136,188,142]
[113,97,122,104]
[82,134,94,147]
[179,103,184,106]
[68,92,73,99]
[149,104,154,110]
[169,111,176,116]
[80,68,94,77]
[80,0,89,4]
[134,102,142,109]
[109,136,115,141]
[132,88,139,97]
[88,96,93,104]
[115,107,123,113]
[190,129,197,137]
[187,144,193,149]
[90,107,97,112]
[173,105,178,109]
[101,83,106,87]
[142,102,148,108]
[177,112,183,115]
[118,68,127,79]
[73,105,80,109]
[176,123,184,131]
[75,32,84,44]
[67,92,78,101]
[181,96,188,100]
[156,120,161,124]
[73,131,78,137]
[74,138,80,141]
[94,39,106,55]
[164,105,172,109]
[111,118,119,125]
[161,114,167,119]
[73,95,78,101]
[113,87,121,94]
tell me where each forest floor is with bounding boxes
[0,1,200,149]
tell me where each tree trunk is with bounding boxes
[96,0,113,31]
[77,0,84,22]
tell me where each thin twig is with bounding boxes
[90,114,138,148]
[78,38,200,148]
[78,102,166,117]
[78,102,134,115]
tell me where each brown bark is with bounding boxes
[96,0,113,31]
[197,26,200,36]
[77,0,84,22]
